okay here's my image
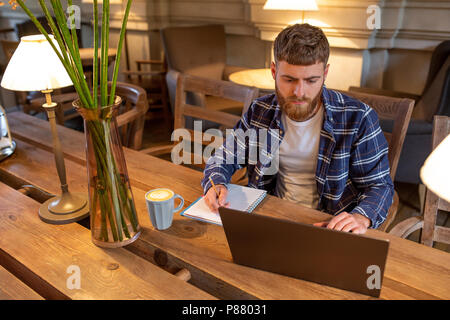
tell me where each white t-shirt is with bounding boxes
[275,105,324,209]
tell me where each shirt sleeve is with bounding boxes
[200,102,254,195]
[349,107,394,229]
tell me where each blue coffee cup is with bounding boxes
[145,188,184,230]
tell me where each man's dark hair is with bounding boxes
[274,23,330,66]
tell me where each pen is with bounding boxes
[209,177,219,197]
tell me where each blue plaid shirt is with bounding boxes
[201,86,394,229]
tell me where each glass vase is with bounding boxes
[74,97,141,248]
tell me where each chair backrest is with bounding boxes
[174,73,258,166]
[421,115,450,247]
[436,66,450,117]
[109,82,149,150]
[16,17,83,47]
[407,41,450,122]
[424,40,450,95]
[413,55,450,122]
[161,25,227,80]
[16,17,52,39]
[340,90,414,180]
[0,40,19,62]
[0,40,28,106]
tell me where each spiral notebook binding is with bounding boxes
[245,193,266,212]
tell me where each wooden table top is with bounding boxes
[1,112,450,300]
[79,48,117,67]
[229,68,275,91]
[0,265,43,300]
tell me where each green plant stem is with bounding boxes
[100,188,118,241]
[92,137,121,242]
[67,0,84,78]
[93,0,99,108]
[90,123,137,231]
[16,0,91,109]
[109,0,133,105]
[103,120,124,241]
[101,0,110,106]
[38,1,89,108]
[50,0,94,108]
[87,120,137,240]
[90,186,99,238]
[38,1,70,67]
[45,1,88,106]
[97,192,108,241]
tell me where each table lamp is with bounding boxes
[420,133,450,202]
[0,104,15,161]
[1,34,89,224]
[263,0,318,23]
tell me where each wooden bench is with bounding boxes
[0,181,214,300]
[0,265,43,300]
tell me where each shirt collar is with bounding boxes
[321,85,335,123]
[321,86,336,135]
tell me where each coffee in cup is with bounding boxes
[145,188,184,230]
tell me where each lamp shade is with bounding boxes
[263,0,318,11]
[1,34,73,92]
[420,134,450,202]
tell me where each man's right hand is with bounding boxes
[204,184,229,213]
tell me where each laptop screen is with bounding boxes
[219,207,389,298]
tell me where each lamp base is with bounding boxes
[0,140,16,162]
[39,192,90,225]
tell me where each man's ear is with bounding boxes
[323,63,330,82]
[271,61,276,80]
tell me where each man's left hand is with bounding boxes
[313,212,371,234]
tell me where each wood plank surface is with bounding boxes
[3,112,450,300]
[0,182,214,300]
[0,265,43,300]
[0,138,368,299]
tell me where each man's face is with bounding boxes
[271,60,329,122]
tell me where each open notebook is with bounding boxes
[181,184,267,226]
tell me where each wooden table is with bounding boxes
[78,48,117,89]
[0,28,15,40]
[79,48,117,67]
[1,112,450,300]
[229,69,275,95]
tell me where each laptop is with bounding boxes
[218,207,390,298]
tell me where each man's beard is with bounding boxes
[276,84,323,122]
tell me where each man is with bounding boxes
[201,24,394,234]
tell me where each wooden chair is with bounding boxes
[390,116,450,247]
[349,41,450,185]
[161,25,249,116]
[122,57,171,131]
[0,39,17,62]
[0,40,28,109]
[0,29,15,106]
[142,73,258,183]
[29,82,149,150]
[113,82,150,150]
[341,90,415,231]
